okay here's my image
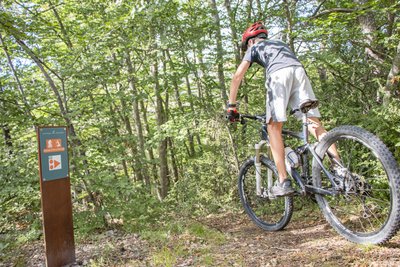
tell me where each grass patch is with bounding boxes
[139,220,188,247]
[140,229,170,247]
[291,198,323,222]
[358,243,376,252]
[85,243,125,267]
[141,219,227,266]
[199,254,215,265]
[152,245,186,267]
[187,222,226,245]
[196,248,215,266]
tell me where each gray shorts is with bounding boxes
[266,66,321,123]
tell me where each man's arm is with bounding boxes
[228,60,251,107]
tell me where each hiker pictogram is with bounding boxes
[43,139,65,153]
[49,155,62,171]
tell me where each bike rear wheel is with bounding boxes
[238,156,293,231]
[312,126,400,244]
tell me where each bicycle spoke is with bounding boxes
[314,128,396,240]
[239,157,293,231]
[355,196,385,230]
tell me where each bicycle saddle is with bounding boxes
[299,99,319,113]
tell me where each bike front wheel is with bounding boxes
[312,125,400,244]
[238,156,293,231]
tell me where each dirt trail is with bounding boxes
[13,211,400,266]
[200,212,400,266]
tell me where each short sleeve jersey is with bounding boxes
[243,39,302,74]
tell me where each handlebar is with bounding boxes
[240,114,266,123]
[241,108,300,123]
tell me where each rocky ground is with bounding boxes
[5,211,400,266]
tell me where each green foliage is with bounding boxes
[363,100,400,158]
[0,129,41,251]
[73,181,167,238]
[166,148,237,216]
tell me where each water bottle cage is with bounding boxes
[284,147,300,168]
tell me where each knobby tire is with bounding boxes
[238,156,293,231]
[312,125,400,244]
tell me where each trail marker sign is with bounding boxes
[39,128,69,181]
[37,126,75,267]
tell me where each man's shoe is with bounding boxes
[271,179,295,197]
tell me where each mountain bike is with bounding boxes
[238,100,400,244]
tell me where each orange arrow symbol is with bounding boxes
[53,160,60,169]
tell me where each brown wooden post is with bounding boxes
[37,126,75,267]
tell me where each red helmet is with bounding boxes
[241,21,268,50]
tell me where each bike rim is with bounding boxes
[241,161,289,228]
[318,135,393,237]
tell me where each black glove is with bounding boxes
[226,108,240,123]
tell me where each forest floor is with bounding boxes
[7,208,400,267]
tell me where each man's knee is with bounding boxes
[267,121,284,132]
[307,117,328,141]
[307,117,323,130]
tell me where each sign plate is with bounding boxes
[39,128,69,181]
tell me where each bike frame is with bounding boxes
[250,112,340,198]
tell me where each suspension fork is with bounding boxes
[255,140,269,196]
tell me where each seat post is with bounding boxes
[302,113,309,144]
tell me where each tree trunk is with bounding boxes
[246,0,252,20]
[356,0,385,64]
[224,0,241,67]
[87,86,121,180]
[255,0,263,19]
[0,33,33,119]
[195,50,212,105]
[384,41,400,104]
[209,0,228,101]
[166,49,195,157]
[318,42,328,89]
[109,53,143,182]
[2,125,12,156]
[168,138,179,183]
[121,100,141,182]
[48,0,73,49]
[386,2,396,37]
[103,76,130,180]
[125,51,149,185]
[103,84,130,180]
[140,99,158,186]
[151,49,169,199]
[110,108,130,179]
[0,83,13,155]
[283,0,296,52]
[184,73,202,150]
[355,0,386,102]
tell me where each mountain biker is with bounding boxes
[227,21,338,196]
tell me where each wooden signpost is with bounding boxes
[37,126,75,267]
